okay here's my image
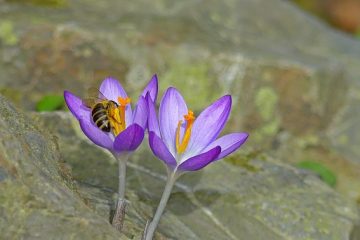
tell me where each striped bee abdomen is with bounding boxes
[91,103,111,132]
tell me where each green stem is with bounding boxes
[112,153,129,232]
[144,172,177,240]
[118,155,127,199]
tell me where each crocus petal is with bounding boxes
[64,91,91,120]
[203,132,249,160]
[149,131,177,168]
[99,77,132,126]
[79,119,113,150]
[159,87,188,156]
[178,146,221,171]
[184,95,231,158]
[132,96,148,129]
[141,74,158,102]
[113,124,145,152]
[99,77,127,101]
[146,93,160,137]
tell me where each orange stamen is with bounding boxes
[175,120,183,151]
[117,97,131,131]
[118,97,131,106]
[176,110,195,154]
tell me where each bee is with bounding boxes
[82,87,120,133]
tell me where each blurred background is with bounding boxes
[292,0,360,35]
[0,0,360,238]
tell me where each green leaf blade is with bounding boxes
[36,95,65,112]
[297,161,337,187]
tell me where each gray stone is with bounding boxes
[32,110,360,240]
[0,0,360,238]
[0,0,359,201]
[0,95,129,240]
[0,87,358,239]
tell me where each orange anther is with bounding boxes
[118,97,131,106]
[184,110,195,122]
[176,110,196,154]
[115,96,131,133]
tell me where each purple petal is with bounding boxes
[132,96,148,129]
[113,124,145,152]
[184,95,231,158]
[149,131,177,168]
[159,87,188,156]
[99,77,127,101]
[99,77,132,126]
[178,146,221,171]
[141,74,158,102]
[64,91,91,120]
[203,133,249,160]
[125,106,133,127]
[146,93,160,137]
[79,119,114,150]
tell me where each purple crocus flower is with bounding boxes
[64,75,158,232]
[147,87,248,172]
[143,87,248,240]
[64,75,158,153]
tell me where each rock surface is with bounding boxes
[0,0,360,238]
[0,95,129,240]
[1,87,359,239]
[30,108,359,240]
[0,0,359,201]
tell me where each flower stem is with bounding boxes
[112,153,129,232]
[143,172,177,240]
[118,156,127,199]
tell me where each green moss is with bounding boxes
[225,151,263,172]
[255,87,278,121]
[5,0,68,7]
[297,135,320,148]
[253,87,280,138]
[337,135,348,145]
[162,62,216,109]
[261,118,280,135]
[0,181,33,238]
[0,21,18,46]
[0,87,22,104]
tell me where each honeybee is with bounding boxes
[82,87,120,133]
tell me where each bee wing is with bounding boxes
[88,87,108,100]
[82,98,96,108]
[82,87,108,107]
